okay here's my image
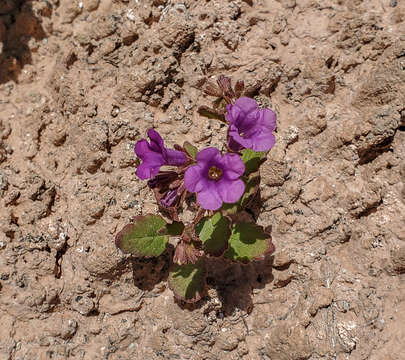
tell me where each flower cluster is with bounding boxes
[134,87,277,211]
[115,76,277,303]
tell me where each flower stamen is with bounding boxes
[208,166,223,181]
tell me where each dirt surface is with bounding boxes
[1,0,405,359]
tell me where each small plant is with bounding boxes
[115,76,277,303]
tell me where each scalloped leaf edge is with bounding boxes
[115,214,169,258]
[224,223,275,264]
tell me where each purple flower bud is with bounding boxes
[147,171,178,189]
[226,97,277,152]
[160,188,179,208]
[134,129,187,180]
[184,147,245,211]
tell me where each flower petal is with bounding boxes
[259,108,277,132]
[184,165,205,193]
[166,149,187,166]
[197,183,222,210]
[144,151,166,166]
[234,97,258,113]
[136,161,162,180]
[229,125,253,150]
[196,147,221,164]
[234,106,258,131]
[228,135,243,151]
[221,153,245,179]
[217,179,245,204]
[147,128,166,153]
[134,139,150,160]
[225,104,241,124]
[251,130,276,152]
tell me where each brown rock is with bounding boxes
[308,287,334,316]
[261,159,289,187]
[83,0,99,12]
[264,323,312,360]
[71,295,95,316]
[391,247,405,274]
[159,13,195,54]
[1,1,404,358]
[301,177,335,204]
[281,0,296,9]
[273,250,292,269]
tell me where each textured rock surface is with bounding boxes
[0,0,405,359]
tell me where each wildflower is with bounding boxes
[134,129,187,180]
[226,97,276,152]
[184,147,245,210]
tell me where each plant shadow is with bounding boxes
[174,253,274,314]
[173,186,275,314]
[126,225,274,314]
[0,0,49,84]
[209,254,274,315]
[130,246,173,291]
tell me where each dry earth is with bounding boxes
[1,0,405,359]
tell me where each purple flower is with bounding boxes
[134,129,187,180]
[226,97,277,152]
[184,147,245,210]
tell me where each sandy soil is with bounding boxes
[1,0,405,359]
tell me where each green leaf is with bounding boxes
[165,221,185,236]
[168,260,206,303]
[224,223,275,263]
[195,213,230,256]
[240,172,260,209]
[220,172,260,215]
[220,201,239,215]
[115,215,169,257]
[183,142,198,159]
[241,149,266,175]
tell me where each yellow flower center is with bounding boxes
[208,166,223,181]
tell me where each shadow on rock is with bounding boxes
[212,189,275,315]
[210,254,274,315]
[131,247,173,291]
[0,0,49,84]
[174,254,274,314]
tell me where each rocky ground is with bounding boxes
[1,0,405,359]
